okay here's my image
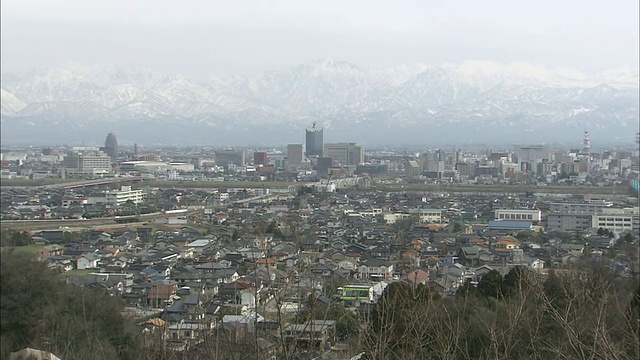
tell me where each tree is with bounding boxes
[452,222,463,233]
[477,270,503,299]
[0,252,138,359]
[357,262,640,360]
[501,266,528,298]
[623,232,635,243]
[456,278,478,297]
[365,282,441,359]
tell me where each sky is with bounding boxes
[1,0,638,77]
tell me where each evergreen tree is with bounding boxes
[477,270,503,298]
[501,266,527,298]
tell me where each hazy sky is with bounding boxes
[1,0,638,77]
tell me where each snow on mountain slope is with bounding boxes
[0,89,27,115]
[0,59,638,144]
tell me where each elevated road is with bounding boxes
[0,177,143,190]
[2,177,631,197]
[374,183,632,197]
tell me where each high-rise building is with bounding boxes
[305,122,323,157]
[253,151,268,165]
[215,149,245,167]
[582,130,591,156]
[316,157,334,175]
[287,144,304,169]
[323,143,364,166]
[62,152,112,177]
[104,132,118,160]
[514,145,550,171]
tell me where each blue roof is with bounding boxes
[487,221,532,229]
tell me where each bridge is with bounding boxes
[60,177,144,190]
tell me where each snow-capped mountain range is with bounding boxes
[1,59,638,145]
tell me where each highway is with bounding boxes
[2,177,630,197]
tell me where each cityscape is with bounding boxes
[1,1,639,360]
[1,124,639,359]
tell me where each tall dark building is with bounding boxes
[104,132,118,160]
[316,157,333,175]
[254,151,268,165]
[305,122,323,157]
[286,144,304,169]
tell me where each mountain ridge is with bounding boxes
[1,59,638,145]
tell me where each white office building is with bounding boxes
[592,207,640,234]
[495,209,542,223]
[105,186,145,206]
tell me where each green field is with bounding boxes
[10,245,42,254]
[62,269,96,277]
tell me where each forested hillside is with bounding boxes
[361,266,640,359]
[0,251,138,360]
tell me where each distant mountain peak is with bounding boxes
[1,60,637,145]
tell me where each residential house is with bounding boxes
[401,269,430,285]
[36,244,63,261]
[76,253,100,270]
[283,320,336,350]
[357,259,394,281]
